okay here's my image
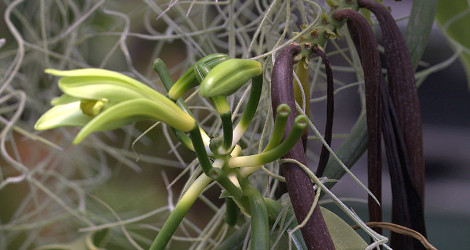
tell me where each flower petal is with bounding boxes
[46,68,166,102]
[58,76,145,102]
[50,94,80,105]
[35,102,92,130]
[73,98,196,144]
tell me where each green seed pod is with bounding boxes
[199,59,262,97]
[168,53,229,100]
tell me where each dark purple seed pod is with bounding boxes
[358,0,427,248]
[380,82,426,249]
[333,8,383,232]
[358,0,424,199]
[312,46,335,178]
[271,43,335,250]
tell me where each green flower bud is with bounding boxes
[198,59,262,97]
[168,53,229,100]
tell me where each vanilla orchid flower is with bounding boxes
[35,68,196,144]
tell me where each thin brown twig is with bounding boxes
[352,222,437,250]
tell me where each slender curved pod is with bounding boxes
[333,8,383,231]
[313,46,335,178]
[358,0,425,199]
[358,0,427,248]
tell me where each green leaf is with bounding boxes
[320,206,368,249]
[435,0,470,87]
[404,0,439,70]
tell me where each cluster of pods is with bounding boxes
[271,0,428,249]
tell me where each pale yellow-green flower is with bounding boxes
[35,68,196,144]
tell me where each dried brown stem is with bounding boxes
[352,222,436,250]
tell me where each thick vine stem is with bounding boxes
[271,43,334,250]
[333,9,383,232]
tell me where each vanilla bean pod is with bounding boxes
[333,9,383,231]
[358,0,427,248]
[358,0,425,199]
[380,83,426,249]
[312,46,335,178]
[271,43,334,250]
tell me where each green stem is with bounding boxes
[189,126,243,199]
[209,168,243,200]
[189,125,214,175]
[232,74,263,147]
[153,58,195,150]
[220,111,233,152]
[263,104,290,152]
[229,115,308,168]
[194,61,233,152]
[404,0,439,70]
[244,186,269,250]
[153,58,174,91]
[225,197,239,226]
[149,174,212,250]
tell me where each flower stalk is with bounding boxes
[244,185,269,250]
[149,174,212,250]
[229,114,308,168]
